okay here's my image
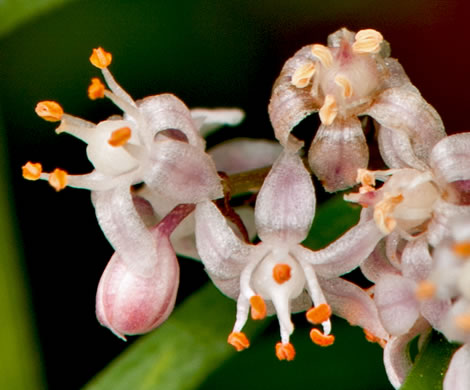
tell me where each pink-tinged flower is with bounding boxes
[268,28,445,191]
[195,146,386,359]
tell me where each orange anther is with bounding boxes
[22,162,42,180]
[227,332,250,351]
[310,328,335,347]
[90,47,112,69]
[250,295,267,320]
[88,78,105,100]
[35,101,63,122]
[453,241,470,258]
[415,280,436,301]
[455,314,470,332]
[364,329,387,348]
[306,303,332,324]
[272,263,291,284]
[275,342,295,361]
[48,168,67,191]
[108,127,132,147]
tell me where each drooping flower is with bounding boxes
[268,28,445,191]
[22,47,247,337]
[195,145,387,360]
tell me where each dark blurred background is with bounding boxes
[0,0,468,388]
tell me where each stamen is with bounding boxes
[227,332,250,351]
[455,314,470,332]
[250,295,267,320]
[88,78,105,100]
[306,303,332,324]
[108,127,132,147]
[415,280,436,300]
[373,193,404,234]
[310,328,335,347]
[352,29,383,54]
[35,101,63,122]
[275,342,295,361]
[22,162,42,180]
[334,75,353,98]
[356,169,376,193]
[48,168,68,191]
[364,329,387,348]
[291,62,316,88]
[319,94,338,125]
[311,44,333,68]
[453,241,470,258]
[272,264,291,284]
[90,47,112,69]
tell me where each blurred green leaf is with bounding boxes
[303,194,361,249]
[0,108,45,389]
[84,283,267,390]
[401,331,460,390]
[0,0,75,37]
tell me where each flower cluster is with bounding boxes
[22,28,470,388]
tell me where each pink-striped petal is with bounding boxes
[308,117,369,192]
[255,148,315,245]
[361,239,401,283]
[401,236,433,281]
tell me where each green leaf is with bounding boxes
[84,283,268,390]
[401,331,460,390]
[0,0,76,38]
[0,108,45,390]
[303,194,361,249]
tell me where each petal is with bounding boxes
[195,201,252,279]
[377,124,429,170]
[444,345,470,390]
[268,45,321,149]
[144,139,223,203]
[430,132,470,184]
[95,227,179,338]
[255,148,315,244]
[190,107,244,137]
[361,239,401,283]
[137,94,205,150]
[308,116,369,192]
[401,236,433,281]
[209,138,282,174]
[375,274,420,336]
[297,219,384,277]
[319,277,389,340]
[94,187,157,274]
[367,87,446,166]
[383,319,431,389]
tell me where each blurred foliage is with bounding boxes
[0,109,44,389]
[0,0,75,37]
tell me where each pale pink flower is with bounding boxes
[268,28,445,191]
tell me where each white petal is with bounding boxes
[255,148,315,244]
[367,87,445,166]
[298,219,384,277]
[94,187,157,274]
[209,138,282,174]
[361,239,400,283]
[195,201,252,279]
[430,132,470,183]
[138,94,205,150]
[190,108,244,137]
[144,139,223,203]
[375,274,419,336]
[444,345,470,390]
[401,237,433,281]
[320,277,389,340]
